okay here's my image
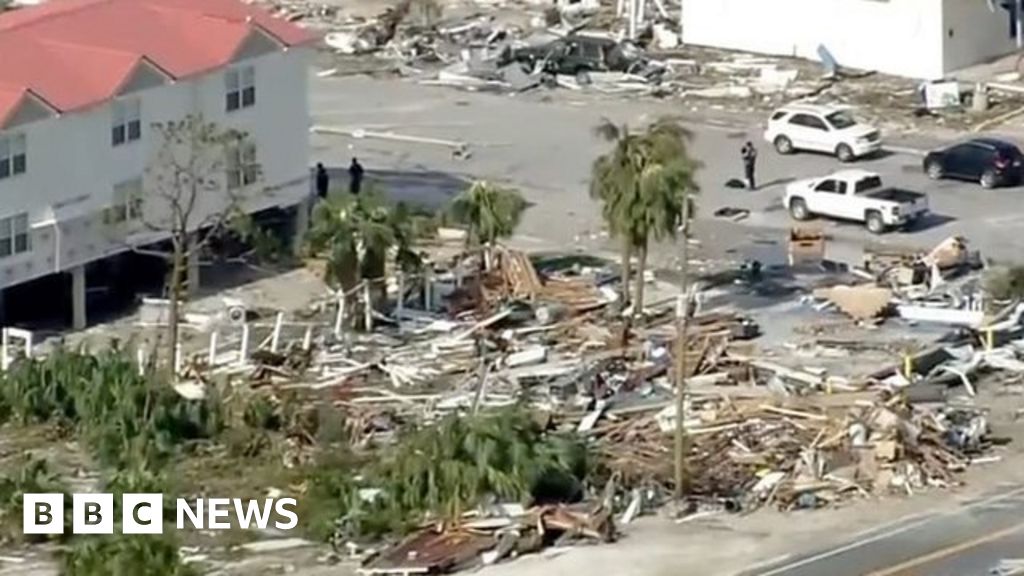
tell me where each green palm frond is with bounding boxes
[448,181,526,247]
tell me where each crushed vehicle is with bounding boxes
[784,169,929,234]
[498,34,658,82]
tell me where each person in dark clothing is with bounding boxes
[315,163,329,199]
[741,141,757,190]
[348,158,364,195]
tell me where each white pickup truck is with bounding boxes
[784,170,929,234]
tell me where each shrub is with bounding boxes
[61,533,198,576]
[986,265,1024,303]
[0,457,70,544]
[300,408,590,541]
[0,347,224,470]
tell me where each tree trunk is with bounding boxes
[619,240,632,313]
[167,234,185,377]
[674,219,692,503]
[632,242,648,321]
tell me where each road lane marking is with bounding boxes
[751,484,1024,576]
[863,520,1024,576]
[752,516,936,576]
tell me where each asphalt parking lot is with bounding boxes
[310,73,1024,263]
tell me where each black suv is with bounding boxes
[923,137,1024,189]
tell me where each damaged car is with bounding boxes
[498,34,656,83]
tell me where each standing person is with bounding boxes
[348,157,364,195]
[315,162,329,200]
[741,141,757,190]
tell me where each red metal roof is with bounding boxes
[0,0,317,125]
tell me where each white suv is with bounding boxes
[763,103,881,162]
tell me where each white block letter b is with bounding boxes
[23,494,64,535]
[73,494,113,534]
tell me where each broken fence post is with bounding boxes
[424,267,434,310]
[174,342,182,375]
[334,291,346,339]
[136,348,146,376]
[271,311,284,352]
[208,330,219,366]
[1,328,9,371]
[396,272,405,333]
[363,281,373,332]
[238,324,250,367]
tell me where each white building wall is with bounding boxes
[0,45,312,290]
[942,0,1017,73]
[682,0,946,79]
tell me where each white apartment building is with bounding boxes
[0,0,315,329]
[682,0,1018,79]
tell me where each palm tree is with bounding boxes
[448,180,527,257]
[306,189,436,325]
[591,122,640,312]
[592,117,700,503]
[591,117,700,316]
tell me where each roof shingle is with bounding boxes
[0,0,317,125]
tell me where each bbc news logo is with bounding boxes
[23,494,298,535]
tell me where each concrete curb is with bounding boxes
[882,145,928,157]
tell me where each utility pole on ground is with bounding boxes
[673,199,692,504]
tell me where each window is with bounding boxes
[105,178,144,224]
[0,213,30,258]
[814,179,840,194]
[226,142,258,189]
[825,111,857,130]
[855,176,882,193]
[790,114,828,131]
[583,41,603,60]
[960,144,991,164]
[770,111,788,121]
[112,99,142,146]
[225,66,255,112]
[0,134,27,179]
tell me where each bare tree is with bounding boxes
[106,114,261,367]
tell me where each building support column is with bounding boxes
[186,236,201,298]
[292,198,311,257]
[71,265,86,331]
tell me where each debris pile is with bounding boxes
[39,226,1022,574]
[808,235,986,326]
[289,0,1024,133]
[591,386,996,513]
[359,503,614,575]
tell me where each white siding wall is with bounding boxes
[942,0,1017,73]
[0,45,312,289]
[682,0,947,79]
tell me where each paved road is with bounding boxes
[742,485,1024,576]
[310,73,1024,263]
